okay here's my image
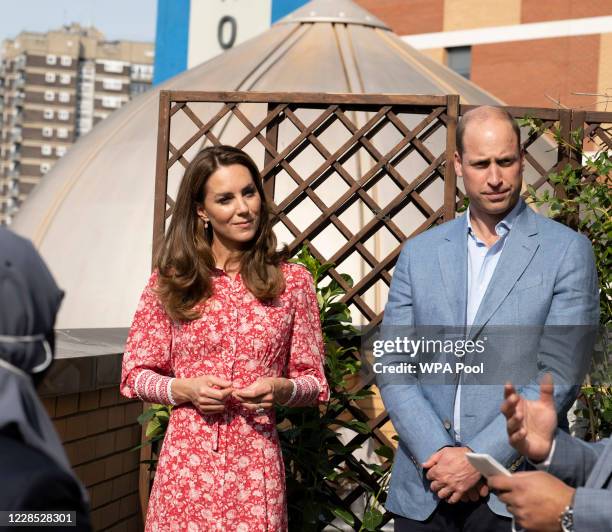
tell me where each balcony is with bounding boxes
[10,127,22,143]
[130,72,153,82]
[11,111,23,125]
[8,147,20,162]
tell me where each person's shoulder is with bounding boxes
[402,216,464,252]
[529,209,592,248]
[0,228,40,264]
[0,227,31,248]
[282,261,314,286]
[147,268,161,287]
[0,434,81,508]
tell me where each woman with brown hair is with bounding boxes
[120,145,328,531]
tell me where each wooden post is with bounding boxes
[263,102,281,205]
[140,90,172,522]
[443,94,460,221]
[152,90,171,269]
[555,109,573,201]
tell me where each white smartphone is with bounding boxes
[465,452,511,478]
[465,453,524,531]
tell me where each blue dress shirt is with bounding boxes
[454,199,524,442]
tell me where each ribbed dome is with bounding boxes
[13,0,519,328]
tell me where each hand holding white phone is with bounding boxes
[465,452,511,478]
[465,453,523,532]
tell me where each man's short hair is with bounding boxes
[456,106,521,157]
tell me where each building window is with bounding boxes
[46,54,57,65]
[60,73,71,84]
[102,60,124,73]
[131,64,153,80]
[446,46,472,79]
[41,145,52,156]
[102,78,122,91]
[130,82,150,97]
[43,109,54,119]
[60,55,72,66]
[45,72,56,83]
[81,63,95,78]
[42,127,53,137]
[40,163,51,173]
[58,92,70,103]
[58,110,69,120]
[15,55,26,69]
[56,146,67,157]
[57,127,68,139]
[102,96,122,109]
[44,91,55,101]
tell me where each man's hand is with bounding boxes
[423,447,483,503]
[460,480,490,503]
[488,471,575,531]
[502,374,557,463]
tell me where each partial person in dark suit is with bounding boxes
[488,375,611,532]
[0,228,91,531]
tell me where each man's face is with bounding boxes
[454,117,523,220]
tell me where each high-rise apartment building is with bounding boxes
[0,24,153,225]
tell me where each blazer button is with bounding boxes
[443,419,452,430]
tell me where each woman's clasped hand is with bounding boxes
[172,375,293,413]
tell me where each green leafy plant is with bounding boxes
[520,116,611,440]
[281,246,392,530]
[133,403,172,468]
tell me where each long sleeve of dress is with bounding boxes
[283,266,330,407]
[120,271,176,405]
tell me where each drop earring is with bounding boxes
[204,219,209,230]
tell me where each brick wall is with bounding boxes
[354,0,444,35]
[521,0,612,23]
[42,387,143,532]
[471,35,600,108]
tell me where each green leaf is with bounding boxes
[374,445,394,460]
[330,507,355,526]
[137,408,156,425]
[145,417,162,438]
[362,508,383,531]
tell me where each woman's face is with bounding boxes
[197,163,262,247]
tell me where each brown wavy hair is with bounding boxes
[155,145,288,321]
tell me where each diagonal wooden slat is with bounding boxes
[278,107,447,252]
[234,103,288,150]
[167,103,233,167]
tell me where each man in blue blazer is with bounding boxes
[489,376,611,532]
[378,106,599,531]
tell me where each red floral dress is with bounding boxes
[120,263,329,531]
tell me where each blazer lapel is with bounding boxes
[438,218,468,327]
[470,206,539,335]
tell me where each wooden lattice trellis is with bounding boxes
[148,91,612,528]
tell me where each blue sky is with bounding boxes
[0,0,157,44]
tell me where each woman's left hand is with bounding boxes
[232,377,276,410]
[233,377,293,410]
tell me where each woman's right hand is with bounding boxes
[171,376,233,413]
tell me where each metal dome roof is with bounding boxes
[13,0,517,328]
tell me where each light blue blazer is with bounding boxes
[548,431,611,532]
[378,202,600,520]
